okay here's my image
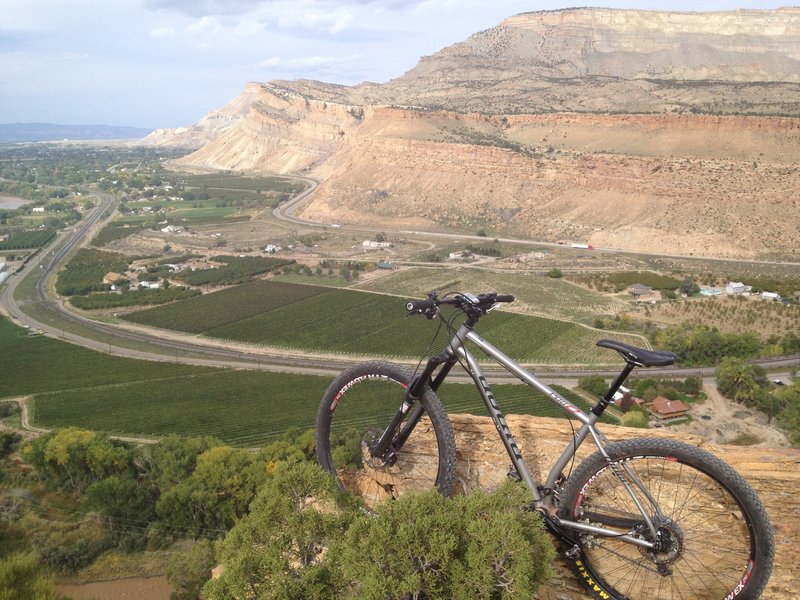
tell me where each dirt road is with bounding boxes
[670,382,791,448]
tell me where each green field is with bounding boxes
[123,280,643,365]
[0,316,212,398]
[1,316,612,446]
[0,228,56,250]
[174,256,293,286]
[30,371,612,446]
[174,173,308,194]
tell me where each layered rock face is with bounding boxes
[153,8,800,260]
[446,413,798,600]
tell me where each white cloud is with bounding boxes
[186,15,223,36]
[274,3,356,34]
[150,26,176,38]
[257,56,281,67]
[235,16,267,37]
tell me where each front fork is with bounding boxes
[369,352,455,463]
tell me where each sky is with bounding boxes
[0,0,790,130]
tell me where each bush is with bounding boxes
[578,375,608,398]
[0,552,58,599]
[337,483,554,599]
[622,411,650,428]
[205,462,555,600]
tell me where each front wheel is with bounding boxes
[315,361,456,509]
[558,438,774,600]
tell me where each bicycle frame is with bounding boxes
[396,317,662,550]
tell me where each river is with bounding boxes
[55,575,171,599]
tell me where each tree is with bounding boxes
[141,434,223,490]
[156,446,265,536]
[547,268,563,278]
[715,357,768,407]
[622,411,649,428]
[203,461,345,600]
[680,277,700,296]
[578,375,608,398]
[23,428,130,490]
[166,540,216,600]
[87,475,158,528]
[777,383,800,443]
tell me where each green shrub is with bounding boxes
[205,462,555,600]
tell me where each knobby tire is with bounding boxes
[315,361,456,509]
[558,438,774,600]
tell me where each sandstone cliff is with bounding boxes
[152,7,800,260]
[447,413,798,599]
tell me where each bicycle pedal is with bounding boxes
[507,466,521,481]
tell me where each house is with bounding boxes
[762,291,782,302]
[264,244,282,254]
[619,394,646,413]
[32,206,45,213]
[615,387,646,413]
[160,225,182,234]
[103,272,126,285]
[627,283,653,298]
[362,240,392,249]
[648,396,689,421]
[377,261,396,270]
[138,281,161,289]
[726,282,751,295]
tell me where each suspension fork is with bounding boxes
[369,351,456,461]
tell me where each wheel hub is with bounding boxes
[638,516,684,572]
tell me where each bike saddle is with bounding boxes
[596,339,675,367]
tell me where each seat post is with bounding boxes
[592,362,636,417]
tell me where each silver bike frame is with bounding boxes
[446,320,658,549]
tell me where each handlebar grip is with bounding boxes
[494,294,515,303]
[406,299,436,313]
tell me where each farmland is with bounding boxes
[30,371,611,447]
[1,316,614,446]
[0,228,56,250]
[0,316,212,398]
[123,280,645,365]
[55,248,129,296]
[354,267,626,324]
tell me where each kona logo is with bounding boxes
[479,376,522,460]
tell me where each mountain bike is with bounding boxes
[315,291,775,600]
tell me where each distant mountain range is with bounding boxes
[0,123,153,143]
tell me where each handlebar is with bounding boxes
[406,292,514,319]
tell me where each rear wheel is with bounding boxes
[315,361,456,509]
[558,438,774,600]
